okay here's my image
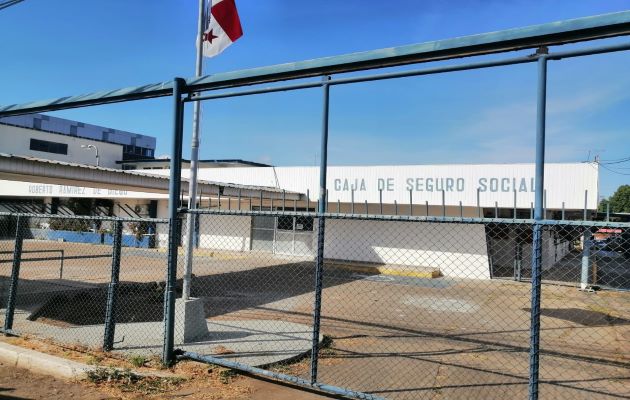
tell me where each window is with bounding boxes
[29,138,68,155]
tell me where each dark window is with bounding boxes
[29,138,68,155]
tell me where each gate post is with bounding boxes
[529,49,547,400]
[310,76,331,384]
[103,220,123,351]
[4,215,24,332]
[162,77,186,365]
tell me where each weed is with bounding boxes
[218,369,239,384]
[128,354,148,368]
[86,355,104,365]
[86,367,183,395]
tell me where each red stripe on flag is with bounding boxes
[212,0,243,42]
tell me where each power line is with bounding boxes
[0,0,24,11]
[599,155,630,164]
[600,163,630,176]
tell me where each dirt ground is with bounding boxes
[0,361,332,400]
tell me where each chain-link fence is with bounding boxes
[0,212,169,357]
[178,209,630,399]
[1,209,629,399]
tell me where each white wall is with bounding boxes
[140,163,598,210]
[194,215,251,252]
[322,219,491,279]
[0,124,123,168]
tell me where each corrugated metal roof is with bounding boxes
[0,153,302,198]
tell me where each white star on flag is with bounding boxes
[202,0,243,58]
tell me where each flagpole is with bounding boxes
[182,0,205,300]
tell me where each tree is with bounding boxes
[600,185,630,213]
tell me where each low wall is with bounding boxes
[322,219,491,279]
[29,229,151,248]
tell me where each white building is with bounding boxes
[0,114,600,280]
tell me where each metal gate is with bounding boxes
[251,213,314,257]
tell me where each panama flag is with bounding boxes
[202,0,243,58]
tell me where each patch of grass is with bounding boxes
[128,354,148,368]
[86,367,184,395]
[86,355,104,365]
[218,369,239,384]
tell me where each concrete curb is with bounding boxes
[0,341,92,380]
[327,262,441,279]
[0,341,177,381]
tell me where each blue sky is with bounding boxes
[1,0,629,196]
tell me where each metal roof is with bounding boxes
[0,153,302,199]
[116,158,272,167]
[1,11,629,116]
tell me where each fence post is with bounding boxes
[580,229,591,290]
[103,220,123,351]
[310,75,330,384]
[4,215,24,332]
[529,49,547,400]
[162,77,186,366]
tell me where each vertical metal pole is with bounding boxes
[218,191,221,210]
[379,189,383,215]
[543,190,547,219]
[562,202,565,220]
[425,200,429,217]
[162,77,186,366]
[495,202,498,218]
[529,51,547,400]
[337,200,340,213]
[311,75,330,384]
[409,189,413,216]
[59,250,64,280]
[103,220,123,351]
[581,229,591,290]
[459,201,463,218]
[583,190,588,221]
[442,190,446,218]
[4,216,24,332]
[477,188,481,217]
[351,189,355,214]
[238,189,242,211]
[283,190,286,212]
[394,200,398,215]
[306,189,310,211]
[514,189,517,219]
[514,236,522,282]
[530,202,534,219]
[606,202,610,222]
[259,190,263,210]
[364,200,368,215]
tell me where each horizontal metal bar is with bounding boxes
[188,54,536,103]
[187,81,324,102]
[179,351,386,400]
[547,40,630,59]
[1,12,629,116]
[0,211,167,223]
[159,42,630,105]
[180,208,630,227]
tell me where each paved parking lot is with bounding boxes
[0,239,629,399]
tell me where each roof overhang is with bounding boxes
[0,154,302,200]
